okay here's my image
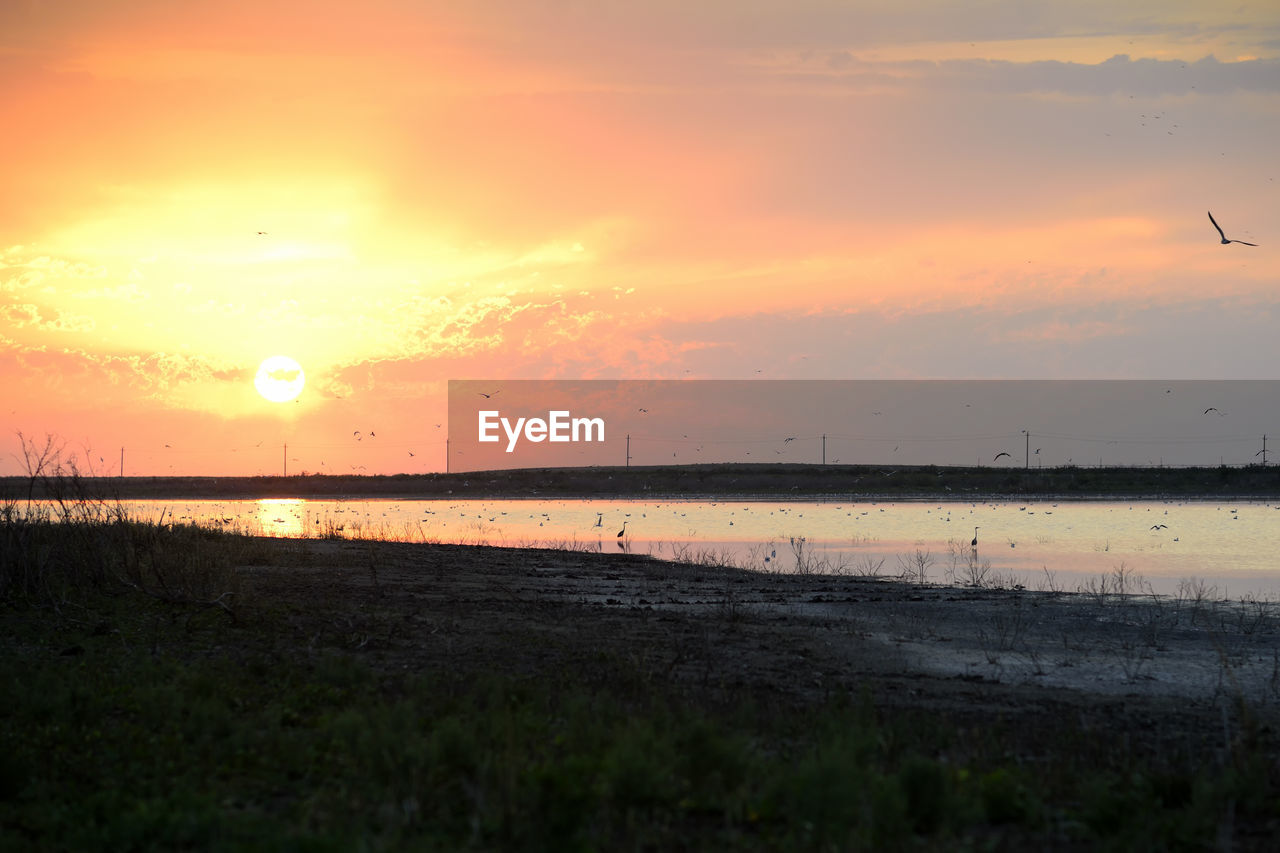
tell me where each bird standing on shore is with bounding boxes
[617,521,628,538]
[971,526,980,549]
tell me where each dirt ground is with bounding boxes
[239,538,1280,755]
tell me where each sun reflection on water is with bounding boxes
[253,498,306,538]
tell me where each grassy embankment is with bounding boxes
[3,476,1279,849]
[8,460,1280,500]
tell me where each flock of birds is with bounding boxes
[195,499,1254,568]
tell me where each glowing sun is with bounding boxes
[254,355,306,403]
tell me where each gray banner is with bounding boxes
[446,380,1280,472]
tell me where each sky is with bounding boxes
[2,0,1278,476]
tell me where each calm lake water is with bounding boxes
[91,497,1280,599]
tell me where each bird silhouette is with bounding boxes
[1208,211,1257,246]
[617,520,628,538]
[993,452,1011,461]
[971,526,980,548]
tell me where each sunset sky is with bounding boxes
[3,1,1278,476]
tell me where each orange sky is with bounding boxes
[2,0,1278,475]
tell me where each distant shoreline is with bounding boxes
[6,461,1280,500]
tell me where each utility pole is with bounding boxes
[1024,430,1030,470]
[283,443,287,477]
[822,434,826,465]
[626,434,631,468]
[446,437,450,474]
[1259,434,1269,466]
[119,446,124,478]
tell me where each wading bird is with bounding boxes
[971,527,980,549]
[617,521,628,538]
[1208,211,1257,246]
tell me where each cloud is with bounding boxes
[939,54,1280,96]
[764,52,1280,97]
[0,301,96,333]
[0,342,237,405]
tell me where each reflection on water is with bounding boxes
[56,497,1280,599]
[253,498,306,539]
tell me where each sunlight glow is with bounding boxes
[254,355,306,403]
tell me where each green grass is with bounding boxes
[0,628,1023,851]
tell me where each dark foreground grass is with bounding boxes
[3,512,1279,849]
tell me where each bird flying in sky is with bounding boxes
[1208,211,1257,246]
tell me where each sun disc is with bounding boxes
[255,355,305,403]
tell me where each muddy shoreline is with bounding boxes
[246,538,1280,742]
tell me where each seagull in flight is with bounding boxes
[993,452,1011,461]
[1208,211,1257,246]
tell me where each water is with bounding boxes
[73,496,1280,599]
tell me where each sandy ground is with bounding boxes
[239,539,1280,745]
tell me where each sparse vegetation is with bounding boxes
[896,547,934,583]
